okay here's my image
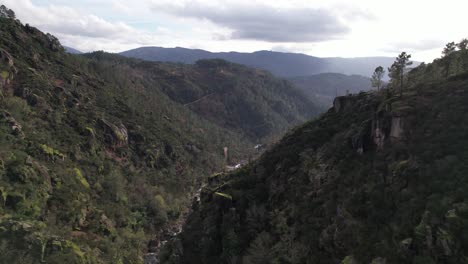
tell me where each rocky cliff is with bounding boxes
[174,63,468,263]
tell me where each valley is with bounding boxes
[2,3,468,264]
[0,7,320,263]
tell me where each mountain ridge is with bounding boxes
[168,42,468,264]
[119,46,397,78]
[0,7,323,263]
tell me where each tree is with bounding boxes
[0,5,16,19]
[442,42,457,78]
[371,66,385,91]
[388,52,412,97]
[458,38,468,50]
[457,38,468,71]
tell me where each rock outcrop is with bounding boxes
[390,116,404,140]
[97,119,128,147]
[0,48,17,94]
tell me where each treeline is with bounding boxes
[371,38,468,96]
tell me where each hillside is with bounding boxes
[289,73,373,108]
[171,45,468,263]
[82,54,321,142]
[0,7,321,263]
[120,47,395,78]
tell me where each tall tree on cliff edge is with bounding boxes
[388,52,412,97]
[371,66,385,91]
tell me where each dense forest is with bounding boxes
[172,40,468,263]
[3,2,468,264]
[0,6,321,263]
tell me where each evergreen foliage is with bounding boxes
[0,8,320,263]
[177,40,468,264]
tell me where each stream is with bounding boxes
[142,159,249,264]
[143,187,202,264]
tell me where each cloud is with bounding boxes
[1,0,178,52]
[3,0,139,38]
[270,44,314,54]
[149,1,366,43]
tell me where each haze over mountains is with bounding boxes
[64,46,82,54]
[120,47,395,78]
[289,73,372,107]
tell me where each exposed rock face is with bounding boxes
[0,48,17,94]
[390,116,404,139]
[98,119,128,147]
[372,118,386,149]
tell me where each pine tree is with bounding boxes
[388,52,412,97]
[457,39,468,72]
[442,42,457,78]
[371,66,385,91]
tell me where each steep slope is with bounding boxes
[120,47,395,78]
[289,73,373,108]
[0,7,321,263]
[82,54,321,142]
[173,50,468,263]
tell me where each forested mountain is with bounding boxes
[171,42,468,263]
[289,73,373,107]
[0,6,321,263]
[82,54,321,142]
[120,47,395,78]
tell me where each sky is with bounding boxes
[2,0,468,62]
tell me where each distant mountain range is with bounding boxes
[119,47,396,78]
[64,46,82,54]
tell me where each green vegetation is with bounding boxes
[371,66,385,91]
[213,192,232,200]
[388,51,413,96]
[176,41,468,263]
[0,6,320,263]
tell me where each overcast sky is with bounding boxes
[2,0,468,62]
